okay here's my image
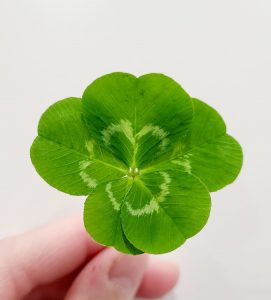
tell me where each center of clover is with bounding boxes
[128,167,139,178]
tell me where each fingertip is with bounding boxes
[137,258,180,298]
[65,248,149,300]
[109,252,149,292]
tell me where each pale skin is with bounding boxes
[0,216,179,300]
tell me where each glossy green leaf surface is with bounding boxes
[31,72,243,254]
[31,98,126,196]
[121,169,210,253]
[171,99,243,191]
[82,73,193,168]
[84,178,142,254]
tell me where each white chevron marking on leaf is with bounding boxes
[157,172,171,202]
[105,182,121,211]
[137,124,169,150]
[126,198,159,216]
[79,160,97,189]
[172,154,192,173]
[126,172,171,216]
[102,120,169,152]
[102,119,135,146]
[85,141,94,157]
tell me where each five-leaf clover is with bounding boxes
[30,72,243,254]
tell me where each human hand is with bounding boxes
[0,216,179,300]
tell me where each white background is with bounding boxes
[0,1,270,299]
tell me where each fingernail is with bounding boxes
[109,253,149,293]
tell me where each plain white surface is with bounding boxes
[0,0,270,299]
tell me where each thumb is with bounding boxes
[64,248,149,300]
